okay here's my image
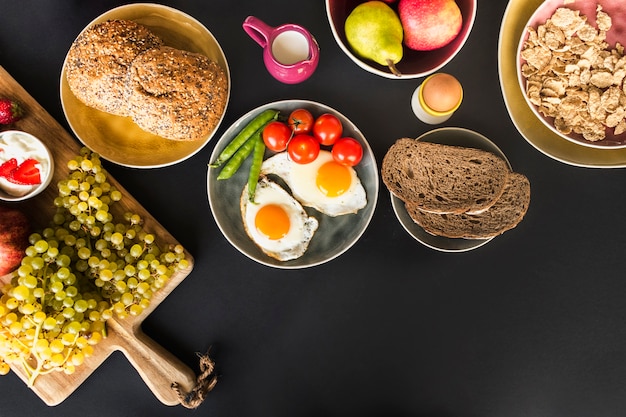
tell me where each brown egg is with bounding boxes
[421,73,463,113]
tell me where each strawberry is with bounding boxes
[0,98,24,125]
[0,158,18,177]
[7,158,41,185]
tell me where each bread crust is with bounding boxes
[405,172,531,239]
[128,46,228,141]
[65,19,163,116]
[382,139,510,214]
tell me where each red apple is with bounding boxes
[398,0,463,51]
[0,205,30,276]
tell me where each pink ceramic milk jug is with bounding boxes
[243,16,320,84]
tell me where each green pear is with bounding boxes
[344,1,404,76]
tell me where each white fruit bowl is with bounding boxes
[326,0,477,79]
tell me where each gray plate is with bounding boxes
[390,127,511,253]
[207,100,379,269]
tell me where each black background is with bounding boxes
[2,1,626,416]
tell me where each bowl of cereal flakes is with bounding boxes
[517,0,626,149]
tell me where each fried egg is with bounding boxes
[260,150,367,217]
[241,177,319,261]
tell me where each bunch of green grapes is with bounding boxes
[0,147,189,384]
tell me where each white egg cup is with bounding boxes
[411,76,463,125]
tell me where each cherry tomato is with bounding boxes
[287,134,320,164]
[313,113,343,146]
[287,108,314,134]
[262,121,292,152]
[332,137,363,166]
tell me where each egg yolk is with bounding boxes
[255,204,290,240]
[316,161,352,197]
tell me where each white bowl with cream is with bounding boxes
[0,130,54,202]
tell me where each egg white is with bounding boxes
[260,150,367,217]
[241,177,318,261]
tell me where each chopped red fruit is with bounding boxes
[7,158,41,185]
[0,158,18,177]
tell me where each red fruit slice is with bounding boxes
[7,158,41,185]
[0,158,18,177]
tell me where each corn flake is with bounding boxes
[520,6,626,142]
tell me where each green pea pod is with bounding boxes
[216,133,257,180]
[210,109,278,168]
[248,134,266,203]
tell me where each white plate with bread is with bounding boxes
[383,127,531,252]
[60,4,230,168]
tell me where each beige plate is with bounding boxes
[499,0,626,167]
[60,3,230,168]
[390,128,511,253]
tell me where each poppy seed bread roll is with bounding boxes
[128,46,228,141]
[65,19,164,116]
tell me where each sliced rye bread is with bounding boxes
[381,139,511,214]
[405,172,531,239]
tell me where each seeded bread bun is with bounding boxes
[128,46,228,141]
[382,139,511,214]
[405,172,531,239]
[65,19,163,116]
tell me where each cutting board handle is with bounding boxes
[108,320,197,406]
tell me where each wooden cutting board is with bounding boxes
[0,66,198,406]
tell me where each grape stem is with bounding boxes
[3,315,79,386]
[20,319,43,386]
[40,262,52,307]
